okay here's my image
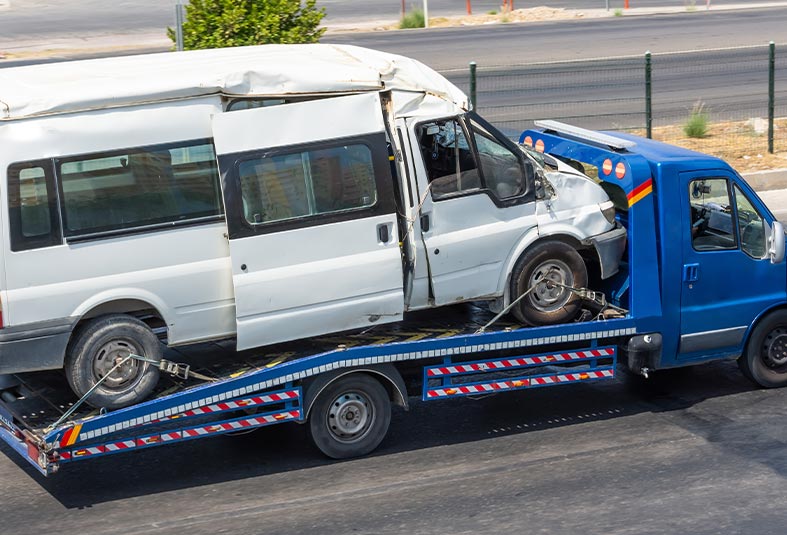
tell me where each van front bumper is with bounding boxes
[0,318,75,374]
[584,223,627,280]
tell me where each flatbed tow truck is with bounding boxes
[3,121,786,476]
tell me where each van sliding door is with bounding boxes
[212,93,404,351]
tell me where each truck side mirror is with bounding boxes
[769,220,785,264]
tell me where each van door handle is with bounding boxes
[377,223,390,244]
[420,214,431,232]
[683,263,699,282]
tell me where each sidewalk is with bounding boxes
[3,2,787,60]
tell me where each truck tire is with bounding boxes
[510,241,587,326]
[739,309,787,388]
[64,314,161,410]
[308,373,391,459]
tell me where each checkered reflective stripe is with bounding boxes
[57,410,301,463]
[426,369,615,398]
[426,348,614,377]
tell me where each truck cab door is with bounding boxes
[679,171,786,359]
[212,93,404,351]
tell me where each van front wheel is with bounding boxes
[65,314,161,410]
[510,241,588,326]
[739,309,787,388]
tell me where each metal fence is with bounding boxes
[442,43,787,166]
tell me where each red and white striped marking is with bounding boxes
[138,432,181,446]
[105,440,136,452]
[71,445,106,458]
[154,390,300,423]
[427,369,614,398]
[58,410,301,463]
[181,410,301,438]
[531,369,614,386]
[427,348,614,377]
[427,379,529,398]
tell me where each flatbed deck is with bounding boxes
[0,303,632,475]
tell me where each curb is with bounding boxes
[743,169,787,191]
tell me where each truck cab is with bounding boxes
[522,121,787,385]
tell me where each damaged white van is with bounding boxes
[0,44,625,408]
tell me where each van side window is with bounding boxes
[468,117,526,199]
[238,143,378,225]
[57,140,221,237]
[734,185,767,258]
[689,178,737,251]
[7,161,63,251]
[417,118,480,199]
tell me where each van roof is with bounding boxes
[0,44,468,121]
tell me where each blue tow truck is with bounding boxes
[2,120,786,476]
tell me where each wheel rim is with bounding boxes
[92,339,145,391]
[326,390,373,444]
[527,259,574,312]
[762,327,787,370]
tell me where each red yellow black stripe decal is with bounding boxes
[60,423,83,447]
[627,178,653,208]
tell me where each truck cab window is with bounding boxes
[468,117,527,199]
[689,178,737,251]
[734,184,767,258]
[418,118,480,199]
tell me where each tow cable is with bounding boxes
[476,268,627,334]
[47,353,216,431]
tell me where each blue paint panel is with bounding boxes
[44,317,636,444]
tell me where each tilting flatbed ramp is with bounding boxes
[0,305,633,476]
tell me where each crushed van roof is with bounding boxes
[0,44,468,121]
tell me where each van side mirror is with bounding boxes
[769,220,785,264]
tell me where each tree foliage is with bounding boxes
[170,0,326,50]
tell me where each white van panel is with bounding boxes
[0,98,236,344]
[231,215,404,348]
[212,92,386,156]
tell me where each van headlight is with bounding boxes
[600,200,616,224]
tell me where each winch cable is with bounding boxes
[46,353,216,431]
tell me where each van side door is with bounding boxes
[212,93,404,351]
[679,170,786,359]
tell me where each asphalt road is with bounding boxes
[4,359,787,534]
[3,0,786,36]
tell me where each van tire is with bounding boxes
[65,314,161,410]
[739,309,787,388]
[308,374,391,459]
[510,241,587,326]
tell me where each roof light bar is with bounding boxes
[534,120,637,150]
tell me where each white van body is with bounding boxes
[0,45,624,405]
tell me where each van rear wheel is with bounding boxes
[65,314,161,410]
[510,241,587,326]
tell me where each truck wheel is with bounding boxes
[308,374,391,459]
[65,314,161,410]
[510,241,587,326]
[739,310,787,388]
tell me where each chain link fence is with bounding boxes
[443,43,787,169]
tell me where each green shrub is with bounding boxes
[487,10,498,15]
[684,101,710,138]
[400,8,425,29]
[169,0,326,50]
[614,8,623,16]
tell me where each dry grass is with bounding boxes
[632,119,787,173]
